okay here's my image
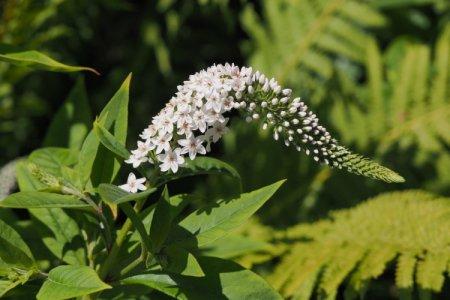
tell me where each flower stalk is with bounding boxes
[122,64,403,186]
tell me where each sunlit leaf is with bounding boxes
[167,180,285,248]
[0,50,98,74]
[0,192,89,208]
[37,265,111,300]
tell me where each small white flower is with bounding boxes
[154,133,173,154]
[206,120,229,143]
[157,148,185,173]
[131,140,153,157]
[178,135,206,160]
[125,154,149,168]
[140,124,157,140]
[119,173,147,193]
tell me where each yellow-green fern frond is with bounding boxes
[268,190,450,299]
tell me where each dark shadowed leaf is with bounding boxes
[167,180,285,248]
[162,246,205,277]
[156,157,241,190]
[0,219,35,269]
[122,256,282,300]
[29,208,86,265]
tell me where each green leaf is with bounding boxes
[0,269,34,297]
[37,265,111,300]
[168,180,285,248]
[29,148,79,177]
[150,186,173,252]
[29,208,86,265]
[162,246,205,277]
[0,219,35,269]
[0,192,89,208]
[98,183,157,205]
[120,202,153,252]
[0,50,99,74]
[122,257,282,300]
[200,234,270,259]
[43,79,93,150]
[157,157,241,189]
[15,160,46,191]
[77,74,131,187]
[93,120,130,159]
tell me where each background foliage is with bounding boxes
[1,0,449,299]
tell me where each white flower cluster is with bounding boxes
[125,63,342,177]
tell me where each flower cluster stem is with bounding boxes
[98,200,146,281]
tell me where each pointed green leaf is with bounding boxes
[122,257,282,300]
[37,265,111,300]
[93,120,130,159]
[0,269,34,297]
[162,246,205,277]
[30,208,86,265]
[157,157,241,190]
[29,148,79,177]
[43,79,93,149]
[98,183,157,205]
[0,192,89,208]
[150,186,173,252]
[15,160,46,191]
[168,180,285,248]
[0,50,99,74]
[77,74,131,187]
[0,219,35,268]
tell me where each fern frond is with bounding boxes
[242,0,386,85]
[396,252,417,289]
[416,252,448,292]
[330,25,450,160]
[270,190,450,299]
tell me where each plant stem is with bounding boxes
[98,200,146,281]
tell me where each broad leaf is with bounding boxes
[0,192,89,208]
[129,194,191,243]
[200,234,270,259]
[77,74,131,187]
[37,265,111,300]
[43,79,93,149]
[167,180,285,248]
[30,208,86,265]
[162,246,205,277]
[15,160,46,191]
[0,50,99,74]
[122,256,282,300]
[150,186,173,252]
[0,270,34,297]
[0,219,35,268]
[98,183,157,205]
[29,148,78,177]
[156,157,241,189]
[94,121,130,159]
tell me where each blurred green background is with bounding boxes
[1,0,450,298]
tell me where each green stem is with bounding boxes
[98,200,146,281]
